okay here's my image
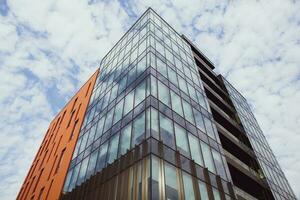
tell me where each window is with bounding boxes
[132,112,145,146]
[113,99,124,124]
[127,66,136,86]
[76,156,89,185]
[171,91,183,116]
[157,58,168,78]
[193,108,205,132]
[159,113,175,149]
[103,108,114,133]
[68,164,80,191]
[118,75,127,94]
[78,133,89,154]
[135,80,146,106]
[136,56,146,77]
[151,107,159,140]
[107,133,120,164]
[200,141,216,173]
[119,123,132,156]
[213,188,222,200]
[198,181,209,200]
[168,67,178,87]
[85,149,98,179]
[110,84,119,102]
[158,81,171,107]
[182,100,195,125]
[212,149,227,180]
[165,49,173,63]
[123,90,134,115]
[86,127,96,147]
[196,91,207,109]
[164,162,179,200]
[188,134,204,166]
[187,83,197,101]
[96,142,108,171]
[174,124,190,157]
[182,172,195,200]
[203,117,216,140]
[156,40,164,55]
[151,75,157,97]
[151,156,160,200]
[178,75,188,94]
[63,169,73,192]
[95,116,105,140]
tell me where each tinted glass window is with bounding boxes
[174,124,190,157]
[164,162,179,200]
[159,113,175,149]
[132,112,145,146]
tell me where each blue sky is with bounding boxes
[0,0,299,199]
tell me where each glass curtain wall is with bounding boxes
[63,8,232,194]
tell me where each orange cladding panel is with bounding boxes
[16,69,99,200]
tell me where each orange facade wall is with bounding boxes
[16,69,99,200]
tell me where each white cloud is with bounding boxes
[0,0,299,199]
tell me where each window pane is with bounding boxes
[213,188,222,200]
[78,133,89,154]
[212,149,227,180]
[110,84,118,102]
[168,67,178,86]
[95,116,105,140]
[103,109,114,132]
[164,162,179,200]
[198,181,209,200]
[107,133,120,164]
[193,108,205,132]
[132,112,145,146]
[68,163,80,191]
[119,123,132,156]
[96,142,108,171]
[200,141,216,173]
[171,91,183,116]
[63,169,73,192]
[151,75,157,98]
[196,91,207,109]
[85,149,98,179]
[86,126,96,147]
[182,172,195,200]
[178,75,188,94]
[136,56,147,76]
[124,90,134,115]
[151,156,160,200]
[182,100,195,125]
[174,124,190,157]
[187,83,197,101]
[151,107,159,140]
[157,58,168,78]
[118,75,127,94]
[113,99,124,124]
[135,80,146,106]
[188,134,204,166]
[160,113,175,149]
[203,117,216,140]
[158,81,171,107]
[76,156,89,185]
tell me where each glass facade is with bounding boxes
[63,9,232,199]
[222,77,297,200]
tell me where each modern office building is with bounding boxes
[17,8,296,200]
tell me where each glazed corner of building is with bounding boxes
[16,69,99,200]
